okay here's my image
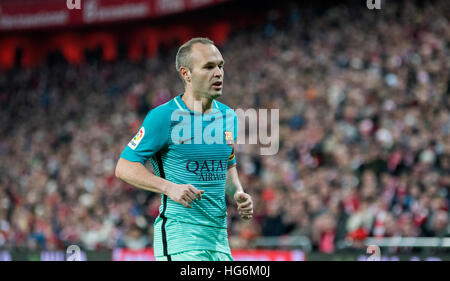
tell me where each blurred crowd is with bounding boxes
[0,0,449,253]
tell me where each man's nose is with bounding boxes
[213,66,223,78]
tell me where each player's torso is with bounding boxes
[154,108,235,227]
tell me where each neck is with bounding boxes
[182,89,214,113]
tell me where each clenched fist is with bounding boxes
[234,191,253,220]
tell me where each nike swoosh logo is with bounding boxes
[178,137,194,144]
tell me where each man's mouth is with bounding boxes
[212,81,222,90]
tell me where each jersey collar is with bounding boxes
[175,93,220,114]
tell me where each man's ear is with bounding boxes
[180,66,191,83]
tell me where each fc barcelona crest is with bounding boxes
[225,131,233,145]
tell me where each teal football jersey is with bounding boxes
[120,93,237,258]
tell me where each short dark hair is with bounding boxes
[175,37,215,83]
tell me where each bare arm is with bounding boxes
[226,165,253,220]
[115,157,171,194]
[115,157,204,208]
[226,165,243,197]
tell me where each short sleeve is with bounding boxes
[120,108,169,165]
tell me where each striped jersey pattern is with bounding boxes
[120,93,237,257]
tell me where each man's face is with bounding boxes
[188,43,224,99]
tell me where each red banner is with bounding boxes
[112,248,306,261]
[231,249,306,261]
[0,0,231,31]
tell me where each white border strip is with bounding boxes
[174,97,186,111]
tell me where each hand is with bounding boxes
[234,191,253,220]
[166,183,204,208]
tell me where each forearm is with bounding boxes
[226,165,244,197]
[115,157,173,195]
